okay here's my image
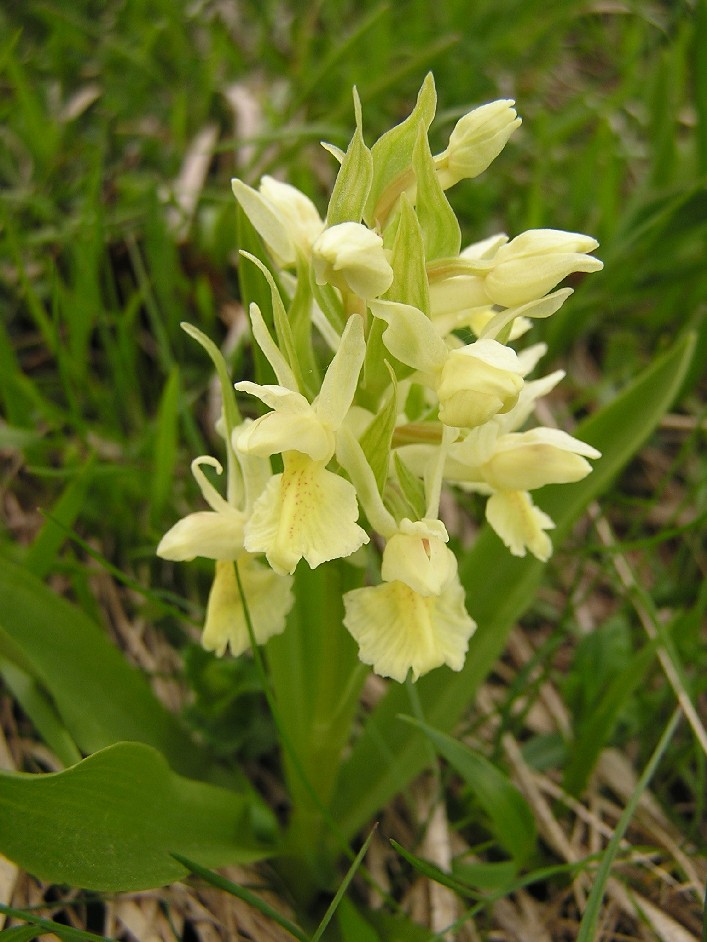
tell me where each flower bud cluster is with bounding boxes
[158,74,602,683]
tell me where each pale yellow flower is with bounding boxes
[343,576,475,683]
[157,449,295,653]
[369,299,524,429]
[236,314,370,574]
[202,557,294,657]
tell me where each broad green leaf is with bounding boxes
[326,89,373,226]
[451,860,517,891]
[330,330,696,841]
[0,557,217,781]
[365,73,437,228]
[411,120,461,260]
[0,742,276,892]
[364,908,437,941]
[400,718,536,867]
[265,562,366,874]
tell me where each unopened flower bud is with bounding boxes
[437,339,524,429]
[312,222,394,299]
[483,229,603,307]
[436,100,522,189]
[231,176,324,267]
[480,427,601,491]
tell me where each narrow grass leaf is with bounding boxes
[576,710,682,942]
[399,717,535,867]
[24,458,95,579]
[0,905,117,941]
[696,0,707,173]
[390,839,480,900]
[563,636,661,797]
[310,825,378,942]
[170,854,307,942]
[337,896,383,942]
[150,365,180,526]
[0,659,81,768]
[0,742,276,892]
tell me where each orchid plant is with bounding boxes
[0,69,696,936]
[159,74,602,684]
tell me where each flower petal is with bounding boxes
[485,490,555,560]
[236,407,334,461]
[156,509,246,561]
[315,313,366,430]
[369,299,448,375]
[482,427,600,491]
[244,454,369,574]
[201,558,293,657]
[343,577,476,682]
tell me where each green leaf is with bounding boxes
[171,855,307,942]
[576,711,681,942]
[0,905,116,941]
[0,557,217,781]
[330,330,697,841]
[385,196,430,314]
[0,742,276,892]
[390,839,480,900]
[400,718,536,868]
[563,636,661,797]
[359,365,398,494]
[326,88,373,226]
[337,897,383,942]
[393,452,426,521]
[411,120,461,260]
[309,826,377,942]
[24,458,95,579]
[0,659,81,768]
[365,73,437,228]
[150,365,180,526]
